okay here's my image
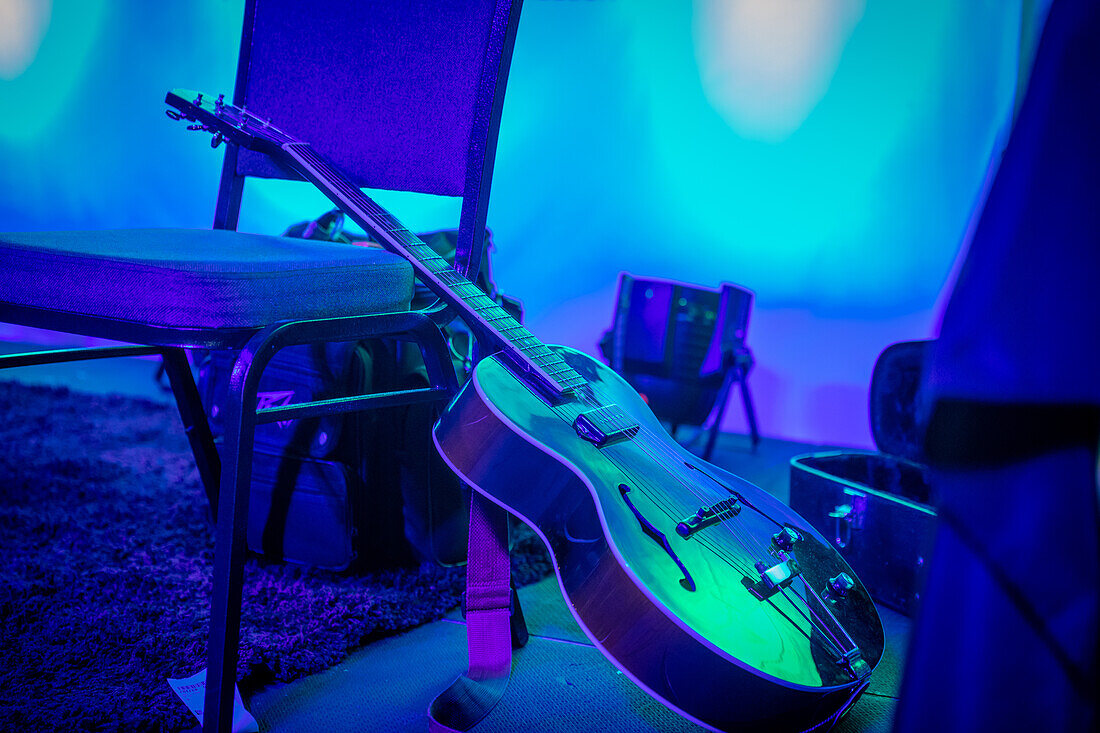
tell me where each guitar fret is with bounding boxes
[432,266,461,280]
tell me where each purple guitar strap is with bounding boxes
[428,492,527,732]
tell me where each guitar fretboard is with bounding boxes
[286,142,585,397]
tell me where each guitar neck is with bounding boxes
[283,142,585,399]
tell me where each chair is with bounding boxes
[599,274,761,460]
[0,1,524,731]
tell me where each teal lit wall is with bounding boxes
[1,0,1027,447]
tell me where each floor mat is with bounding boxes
[0,380,550,732]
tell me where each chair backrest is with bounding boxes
[213,0,522,291]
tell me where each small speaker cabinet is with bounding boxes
[600,274,759,456]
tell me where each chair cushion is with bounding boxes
[0,228,415,330]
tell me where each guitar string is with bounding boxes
[559,383,771,578]
[609,415,853,657]
[545,361,861,658]
[561,409,761,579]
[605,419,849,659]
[791,576,853,649]
[778,584,846,656]
[568,380,768,542]
[761,592,842,657]
[597,418,845,656]
[581,390,784,567]
[600,429,844,659]
[578,394,832,642]
[522,379,786,605]
[557,384,848,653]
[605,405,856,657]
[565,377,782,559]
[290,143,851,659]
[559,377,851,660]
[547,389,836,657]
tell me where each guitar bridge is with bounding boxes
[676,498,742,538]
[743,556,802,600]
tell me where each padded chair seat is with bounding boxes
[0,228,414,330]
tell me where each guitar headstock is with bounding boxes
[164,88,296,152]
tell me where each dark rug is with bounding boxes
[0,380,551,732]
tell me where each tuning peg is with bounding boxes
[822,572,855,603]
[772,526,802,552]
[165,110,183,121]
[186,124,208,131]
[211,132,224,148]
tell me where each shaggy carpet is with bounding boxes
[0,380,551,732]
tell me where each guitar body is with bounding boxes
[435,346,885,732]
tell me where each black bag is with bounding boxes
[196,341,381,570]
[196,212,520,570]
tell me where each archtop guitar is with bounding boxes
[167,88,884,732]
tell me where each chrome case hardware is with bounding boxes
[828,489,867,549]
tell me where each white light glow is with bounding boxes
[693,0,866,141]
[0,0,52,80]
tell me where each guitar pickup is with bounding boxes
[573,405,639,447]
[676,497,742,538]
[743,556,802,600]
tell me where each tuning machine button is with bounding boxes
[772,526,802,551]
[822,572,855,603]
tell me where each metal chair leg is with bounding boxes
[160,348,222,518]
[202,334,271,733]
[407,316,460,394]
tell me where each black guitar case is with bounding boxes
[789,339,936,615]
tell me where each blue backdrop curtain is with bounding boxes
[0,0,1036,447]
